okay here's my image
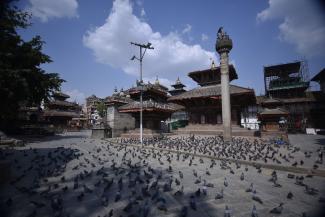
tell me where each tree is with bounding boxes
[96,101,107,118]
[0,1,64,125]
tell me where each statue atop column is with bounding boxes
[216,27,233,54]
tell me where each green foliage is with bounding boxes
[0,1,65,121]
[96,101,107,118]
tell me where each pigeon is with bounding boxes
[77,192,84,201]
[83,184,93,193]
[30,200,46,208]
[305,185,318,195]
[174,186,184,196]
[252,190,263,204]
[190,195,196,210]
[273,180,282,188]
[179,171,184,179]
[114,191,121,202]
[224,177,228,187]
[240,172,244,181]
[202,186,207,196]
[287,174,295,179]
[224,205,231,217]
[195,188,201,197]
[157,198,167,212]
[246,183,254,193]
[123,200,134,212]
[270,203,284,214]
[251,204,258,217]
[203,179,214,188]
[215,188,224,200]
[287,191,293,199]
[179,206,188,217]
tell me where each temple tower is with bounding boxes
[216,27,233,142]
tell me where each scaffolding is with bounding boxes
[264,59,310,98]
[263,60,310,132]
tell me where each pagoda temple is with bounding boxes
[168,65,256,135]
[43,92,80,132]
[118,79,183,137]
[169,77,186,96]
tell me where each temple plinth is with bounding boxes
[216,27,233,142]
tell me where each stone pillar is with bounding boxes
[220,52,232,141]
[216,27,233,142]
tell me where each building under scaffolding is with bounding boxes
[260,60,325,132]
[264,60,309,98]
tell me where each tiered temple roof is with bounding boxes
[168,64,255,104]
[169,77,186,96]
[43,92,80,119]
[118,80,182,114]
[169,84,253,101]
[188,64,237,86]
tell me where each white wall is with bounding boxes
[240,105,260,130]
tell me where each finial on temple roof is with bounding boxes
[210,57,216,69]
[114,86,118,93]
[176,76,181,84]
[155,75,160,85]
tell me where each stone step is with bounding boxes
[180,124,243,130]
[175,126,259,137]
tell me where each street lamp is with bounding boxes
[130,41,154,145]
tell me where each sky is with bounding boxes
[16,0,325,104]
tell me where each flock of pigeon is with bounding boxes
[0,134,324,217]
[118,136,324,169]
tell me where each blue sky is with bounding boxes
[17,0,325,104]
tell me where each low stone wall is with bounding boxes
[91,127,111,139]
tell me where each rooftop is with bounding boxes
[188,64,238,86]
[311,68,325,82]
[52,92,70,99]
[118,100,183,113]
[259,108,289,116]
[168,84,254,101]
[43,110,79,118]
[264,61,301,77]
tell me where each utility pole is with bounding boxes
[130,42,154,145]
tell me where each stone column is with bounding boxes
[220,52,232,141]
[216,27,233,142]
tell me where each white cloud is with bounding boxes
[27,0,78,22]
[83,0,216,84]
[64,89,86,105]
[140,8,146,17]
[182,24,192,34]
[201,33,208,41]
[257,0,325,57]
